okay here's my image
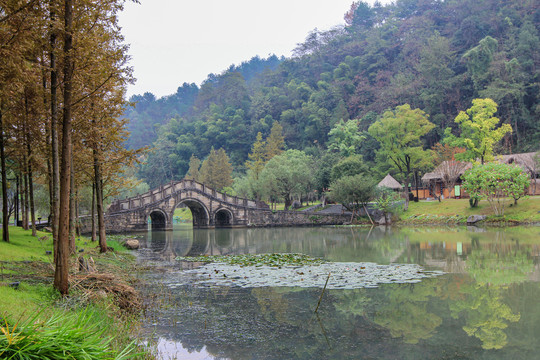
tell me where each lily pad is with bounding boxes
[174,253,443,290]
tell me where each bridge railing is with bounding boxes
[108,179,262,213]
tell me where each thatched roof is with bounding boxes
[499,152,539,174]
[377,174,403,189]
[421,151,539,183]
[422,160,472,183]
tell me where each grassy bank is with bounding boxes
[400,196,540,225]
[0,227,152,359]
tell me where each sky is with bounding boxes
[118,0,391,98]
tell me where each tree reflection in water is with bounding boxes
[136,225,540,359]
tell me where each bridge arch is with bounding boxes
[214,208,234,228]
[175,198,210,228]
[149,209,168,230]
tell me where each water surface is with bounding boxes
[136,225,540,360]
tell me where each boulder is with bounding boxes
[124,239,140,250]
[467,215,487,225]
[291,200,302,210]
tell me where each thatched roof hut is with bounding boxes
[499,152,538,176]
[377,174,403,190]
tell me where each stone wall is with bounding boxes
[246,209,350,227]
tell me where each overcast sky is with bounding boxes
[118,0,392,98]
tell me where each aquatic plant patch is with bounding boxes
[174,254,443,290]
[177,253,325,267]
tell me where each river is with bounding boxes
[134,225,540,359]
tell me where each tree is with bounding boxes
[368,104,435,210]
[199,147,233,190]
[461,162,530,215]
[330,155,368,182]
[328,174,376,223]
[444,98,512,164]
[185,154,201,181]
[327,119,364,157]
[245,132,266,179]
[264,121,285,162]
[259,150,312,210]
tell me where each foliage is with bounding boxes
[327,119,364,157]
[245,132,266,179]
[461,162,530,215]
[444,98,512,164]
[328,174,376,215]
[184,154,201,181]
[372,187,403,219]
[199,147,233,191]
[368,104,434,209]
[128,0,540,187]
[264,121,285,161]
[259,150,313,210]
[177,253,325,267]
[330,155,368,182]
[0,309,137,359]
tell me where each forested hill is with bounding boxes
[125,0,540,188]
[124,55,283,150]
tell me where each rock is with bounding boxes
[291,200,302,210]
[124,239,140,250]
[378,216,391,226]
[467,215,487,224]
[43,227,53,233]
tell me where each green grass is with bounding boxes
[173,207,192,222]
[402,196,540,224]
[0,227,152,359]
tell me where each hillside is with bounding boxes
[123,0,540,188]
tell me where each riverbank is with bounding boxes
[399,196,540,225]
[0,227,154,359]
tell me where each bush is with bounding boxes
[462,162,529,215]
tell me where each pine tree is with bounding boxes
[245,132,266,179]
[185,154,201,181]
[264,121,285,162]
[200,147,233,190]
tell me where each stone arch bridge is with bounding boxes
[80,179,350,233]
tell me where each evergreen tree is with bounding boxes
[200,147,233,190]
[245,132,266,179]
[264,121,285,162]
[185,154,201,181]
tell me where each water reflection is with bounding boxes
[136,225,540,359]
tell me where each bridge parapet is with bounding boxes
[108,179,263,213]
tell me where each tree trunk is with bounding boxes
[22,164,28,230]
[50,1,60,262]
[403,173,410,211]
[91,183,96,242]
[27,136,36,237]
[15,175,19,226]
[54,0,73,296]
[94,147,107,253]
[75,188,80,238]
[69,157,75,253]
[28,161,36,236]
[0,106,9,242]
